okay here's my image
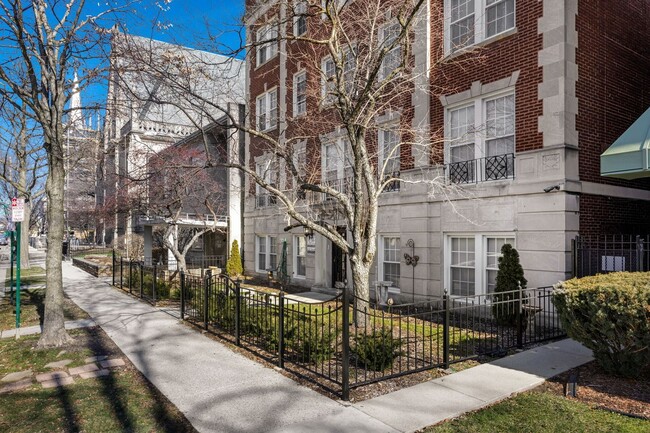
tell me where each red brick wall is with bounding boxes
[247,0,418,186]
[429,0,543,164]
[576,0,650,189]
[580,194,650,236]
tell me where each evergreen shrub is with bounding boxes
[492,244,527,327]
[552,272,650,377]
[353,327,403,371]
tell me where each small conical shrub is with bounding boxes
[226,240,243,278]
[492,244,527,327]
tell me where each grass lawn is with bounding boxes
[0,288,90,330]
[425,391,649,433]
[0,328,196,433]
[4,265,46,287]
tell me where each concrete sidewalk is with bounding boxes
[0,318,96,339]
[62,261,593,433]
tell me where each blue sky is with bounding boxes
[78,0,246,120]
[115,0,246,52]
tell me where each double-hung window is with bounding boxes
[257,23,278,66]
[293,235,307,277]
[446,0,515,53]
[256,235,278,272]
[293,1,308,36]
[380,236,401,287]
[322,137,352,194]
[321,56,336,103]
[378,128,400,191]
[293,71,307,116]
[446,92,514,183]
[256,89,278,132]
[256,160,278,207]
[321,49,355,102]
[380,22,401,79]
[447,234,514,296]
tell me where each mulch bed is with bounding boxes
[540,361,650,419]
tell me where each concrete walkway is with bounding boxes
[62,261,593,433]
[0,318,97,339]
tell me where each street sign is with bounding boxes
[11,197,24,222]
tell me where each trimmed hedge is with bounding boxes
[552,272,650,377]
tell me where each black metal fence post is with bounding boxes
[341,287,350,401]
[180,271,185,320]
[235,279,241,346]
[153,263,157,304]
[443,289,450,369]
[516,281,523,349]
[278,292,285,369]
[112,250,116,286]
[129,261,133,295]
[140,262,144,298]
[120,257,123,289]
[203,270,211,330]
[636,235,645,271]
[571,238,577,278]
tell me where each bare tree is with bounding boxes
[107,1,480,323]
[0,0,125,347]
[0,101,47,268]
[133,127,229,271]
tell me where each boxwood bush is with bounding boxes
[353,327,403,371]
[552,272,650,377]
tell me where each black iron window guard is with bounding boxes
[446,153,515,184]
[255,192,277,208]
[381,171,401,192]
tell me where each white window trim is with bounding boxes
[379,21,401,80]
[378,123,400,177]
[321,55,335,103]
[255,235,278,273]
[256,87,278,132]
[293,70,307,117]
[444,233,516,297]
[293,235,307,278]
[443,0,517,55]
[321,135,352,181]
[293,1,308,36]
[255,157,278,207]
[444,88,515,164]
[256,22,279,67]
[377,234,401,290]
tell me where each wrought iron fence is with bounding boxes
[68,243,113,259]
[112,252,181,305]
[446,153,515,184]
[110,258,565,400]
[573,234,649,278]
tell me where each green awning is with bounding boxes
[601,107,650,179]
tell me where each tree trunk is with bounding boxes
[350,256,371,327]
[20,202,30,269]
[37,149,72,348]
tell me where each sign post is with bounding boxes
[11,197,24,330]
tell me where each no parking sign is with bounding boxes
[11,197,24,222]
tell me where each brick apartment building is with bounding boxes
[243,0,650,299]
